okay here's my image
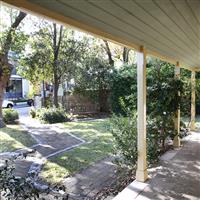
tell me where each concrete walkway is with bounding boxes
[114,132,200,200]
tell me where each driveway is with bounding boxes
[14,104,32,118]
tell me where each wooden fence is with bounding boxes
[58,94,100,114]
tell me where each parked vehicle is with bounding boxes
[27,99,34,106]
[2,100,14,108]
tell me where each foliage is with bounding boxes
[110,113,161,170]
[0,6,27,128]
[36,107,69,124]
[147,59,184,150]
[109,64,137,115]
[0,159,43,200]
[0,6,28,55]
[147,78,183,115]
[75,57,112,92]
[0,156,68,200]
[110,59,186,170]
[110,113,137,169]
[18,41,52,95]
[180,76,191,117]
[74,39,114,112]
[18,20,91,107]
[3,109,19,124]
[29,108,36,118]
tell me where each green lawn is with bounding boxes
[0,125,37,153]
[40,119,114,183]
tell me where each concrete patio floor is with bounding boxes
[114,132,200,200]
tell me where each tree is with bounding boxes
[0,7,26,127]
[29,21,88,107]
[103,40,114,66]
[74,38,115,112]
[18,42,52,96]
[75,57,112,112]
[103,40,131,65]
[75,39,134,112]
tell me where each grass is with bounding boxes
[0,125,37,153]
[40,119,114,183]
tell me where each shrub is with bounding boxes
[37,107,69,124]
[110,114,162,170]
[109,64,137,115]
[3,109,19,124]
[110,113,137,169]
[0,159,43,199]
[0,155,68,200]
[29,108,36,118]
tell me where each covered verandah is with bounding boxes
[2,0,200,198]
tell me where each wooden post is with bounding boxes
[136,47,148,182]
[173,63,180,147]
[191,71,196,131]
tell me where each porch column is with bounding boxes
[173,63,181,147]
[136,47,148,182]
[191,71,196,131]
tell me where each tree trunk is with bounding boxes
[53,83,59,108]
[52,23,63,108]
[0,54,12,127]
[53,69,59,108]
[0,81,6,128]
[42,80,46,107]
[0,11,26,128]
[123,47,130,63]
[103,40,114,66]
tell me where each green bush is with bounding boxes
[110,114,163,170]
[0,156,67,199]
[109,64,137,115]
[3,109,19,124]
[37,107,69,124]
[110,114,137,169]
[29,108,36,118]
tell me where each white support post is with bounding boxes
[173,63,181,147]
[191,71,196,131]
[136,47,148,182]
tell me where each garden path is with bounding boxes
[15,117,86,178]
[113,131,200,200]
[1,115,117,199]
[62,156,117,200]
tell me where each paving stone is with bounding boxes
[4,118,116,200]
[5,119,84,179]
[135,132,200,200]
[63,157,117,200]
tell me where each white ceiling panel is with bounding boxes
[2,0,200,70]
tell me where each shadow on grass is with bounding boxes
[0,125,37,153]
[40,119,114,183]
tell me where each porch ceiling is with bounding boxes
[2,0,200,70]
